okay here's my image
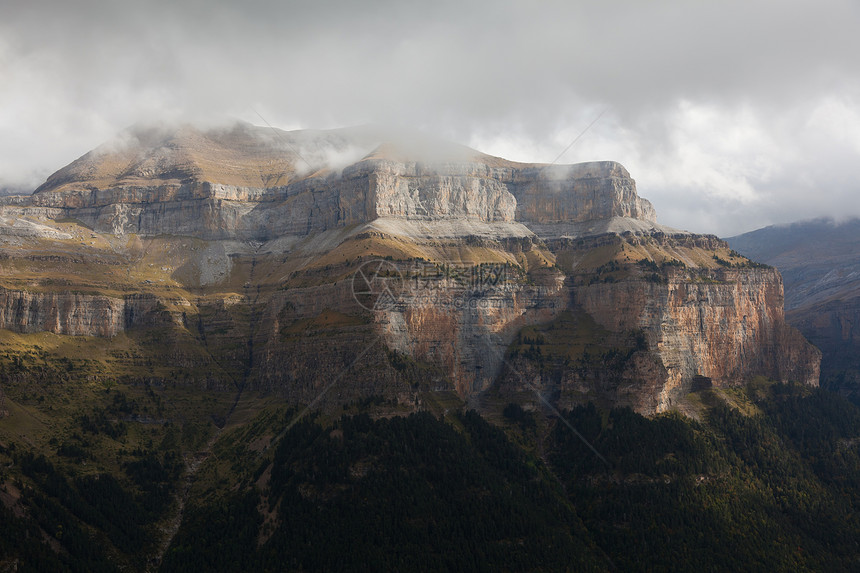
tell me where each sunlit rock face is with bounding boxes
[574,267,820,412]
[0,289,164,337]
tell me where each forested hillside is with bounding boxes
[158,383,860,572]
[0,333,857,571]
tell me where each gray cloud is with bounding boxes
[1,0,859,235]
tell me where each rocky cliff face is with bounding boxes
[376,269,567,397]
[0,289,167,337]
[510,162,657,225]
[485,232,820,414]
[27,125,655,240]
[0,122,821,416]
[789,300,860,390]
[575,267,820,410]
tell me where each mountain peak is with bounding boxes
[24,122,660,240]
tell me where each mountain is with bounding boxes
[0,121,839,571]
[28,122,658,240]
[0,122,818,416]
[727,218,860,400]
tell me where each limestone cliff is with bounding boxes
[488,233,820,414]
[0,289,167,337]
[376,269,567,397]
[28,124,657,240]
[574,267,820,410]
[510,162,657,225]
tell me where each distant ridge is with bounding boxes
[727,217,860,400]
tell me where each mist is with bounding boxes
[1,0,859,236]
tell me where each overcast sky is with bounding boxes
[2,0,859,236]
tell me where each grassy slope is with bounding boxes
[0,337,249,570]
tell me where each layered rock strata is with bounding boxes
[575,267,820,408]
[26,126,656,240]
[0,289,165,337]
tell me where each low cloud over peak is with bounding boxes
[2,0,859,236]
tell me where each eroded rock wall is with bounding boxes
[376,272,567,396]
[575,268,821,410]
[0,289,164,337]
[510,162,657,225]
[28,157,656,240]
[0,261,822,416]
